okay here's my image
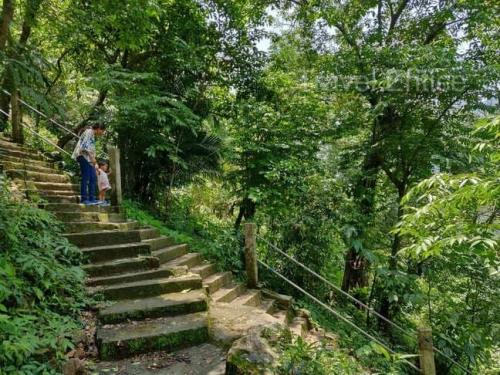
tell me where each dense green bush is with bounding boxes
[123,199,244,275]
[0,178,87,374]
[269,327,367,375]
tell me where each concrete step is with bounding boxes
[90,274,203,300]
[97,312,209,360]
[143,236,176,251]
[64,221,139,233]
[83,256,159,278]
[152,244,188,264]
[41,203,120,213]
[161,252,201,268]
[82,242,151,263]
[232,289,261,307]
[30,181,79,192]
[34,194,79,203]
[211,282,245,303]
[6,169,70,183]
[23,189,77,197]
[65,228,159,247]
[190,262,216,279]
[259,298,276,314]
[0,154,54,168]
[273,310,289,325]
[0,137,45,152]
[87,266,185,287]
[0,146,45,160]
[0,160,57,174]
[54,211,126,223]
[0,138,37,152]
[203,271,232,294]
[97,290,208,324]
[289,317,308,338]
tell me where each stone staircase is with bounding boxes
[0,136,306,365]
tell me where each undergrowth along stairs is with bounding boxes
[0,136,310,363]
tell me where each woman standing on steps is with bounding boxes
[72,123,106,205]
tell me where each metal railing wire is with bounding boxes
[258,235,417,341]
[2,89,78,138]
[257,235,472,375]
[257,258,422,373]
[0,108,72,158]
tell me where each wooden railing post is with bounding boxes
[11,89,23,144]
[418,327,436,375]
[244,223,258,288]
[108,146,122,207]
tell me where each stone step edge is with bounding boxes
[97,290,208,324]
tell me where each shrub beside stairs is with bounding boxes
[0,137,315,367]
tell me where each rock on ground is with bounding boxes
[209,302,285,347]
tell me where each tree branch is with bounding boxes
[387,0,409,37]
[19,0,43,46]
[45,48,71,95]
[57,89,108,147]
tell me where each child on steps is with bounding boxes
[97,160,111,206]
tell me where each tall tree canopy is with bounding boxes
[0,0,498,373]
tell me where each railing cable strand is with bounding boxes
[257,235,472,374]
[2,89,78,138]
[257,258,422,373]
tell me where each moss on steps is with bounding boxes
[42,202,121,213]
[97,312,209,360]
[98,290,208,324]
[81,242,151,263]
[64,220,139,233]
[83,256,160,277]
[86,265,185,287]
[90,274,203,300]
[6,169,70,183]
[65,227,159,247]
[54,211,126,223]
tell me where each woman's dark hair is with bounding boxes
[98,160,109,168]
[92,123,106,130]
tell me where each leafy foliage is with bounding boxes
[123,198,243,275]
[0,177,87,373]
[0,0,498,373]
[268,326,369,375]
[396,116,499,372]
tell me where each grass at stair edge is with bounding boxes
[122,199,245,279]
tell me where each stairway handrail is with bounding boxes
[257,234,472,375]
[2,89,79,138]
[257,258,422,373]
[0,108,72,158]
[257,235,416,340]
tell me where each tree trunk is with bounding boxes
[0,0,14,131]
[234,197,256,230]
[377,188,405,332]
[0,0,14,50]
[19,0,43,46]
[341,148,381,292]
[10,88,22,143]
[0,75,11,130]
[0,0,41,131]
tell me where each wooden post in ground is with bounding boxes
[418,327,436,375]
[244,222,258,288]
[11,90,23,144]
[108,146,122,207]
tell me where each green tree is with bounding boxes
[396,116,499,373]
[287,1,498,308]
